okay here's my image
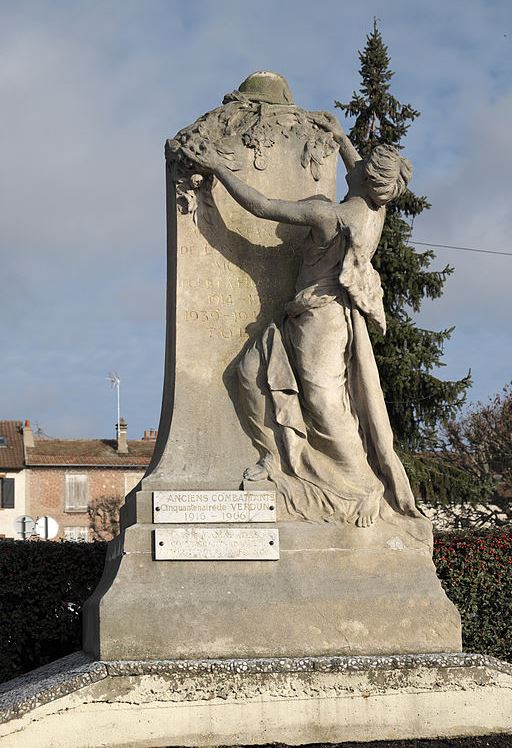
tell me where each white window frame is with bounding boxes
[64,473,88,512]
[64,526,89,542]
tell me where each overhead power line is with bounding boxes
[410,241,512,258]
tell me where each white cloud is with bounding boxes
[413,90,512,400]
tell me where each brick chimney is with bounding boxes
[116,417,128,454]
[142,429,158,441]
[23,419,34,449]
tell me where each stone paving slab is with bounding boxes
[0,652,107,724]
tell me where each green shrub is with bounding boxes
[0,528,510,685]
[433,527,512,660]
[399,449,495,509]
[0,539,106,684]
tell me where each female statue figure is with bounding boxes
[180,113,421,528]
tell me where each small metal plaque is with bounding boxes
[152,490,276,524]
[154,527,280,560]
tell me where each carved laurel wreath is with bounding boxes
[169,101,337,185]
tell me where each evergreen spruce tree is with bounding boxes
[335,19,471,452]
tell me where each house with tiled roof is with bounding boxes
[0,421,27,538]
[24,420,156,541]
[0,420,156,540]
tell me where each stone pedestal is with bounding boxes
[84,488,460,660]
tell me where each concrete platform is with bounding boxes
[1,652,511,747]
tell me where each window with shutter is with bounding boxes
[65,474,88,511]
[0,478,15,509]
[3,478,14,508]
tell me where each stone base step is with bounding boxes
[1,652,511,747]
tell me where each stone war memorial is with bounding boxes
[1,72,511,747]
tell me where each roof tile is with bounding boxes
[0,421,25,471]
[26,438,154,467]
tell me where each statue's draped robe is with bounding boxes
[238,204,420,522]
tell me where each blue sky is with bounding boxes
[0,0,511,438]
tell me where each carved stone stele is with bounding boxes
[144,88,338,492]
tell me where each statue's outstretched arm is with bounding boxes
[179,144,338,240]
[214,165,337,235]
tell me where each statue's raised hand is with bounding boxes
[180,140,221,174]
[309,111,345,144]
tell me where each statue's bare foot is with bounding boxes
[355,496,380,528]
[243,456,271,481]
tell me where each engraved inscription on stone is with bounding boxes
[179,244,264,345]
[152,490,276,524]
[154,527,280,560]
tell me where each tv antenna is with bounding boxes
[107,371,121,432]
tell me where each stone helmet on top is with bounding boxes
[224,71,295,106]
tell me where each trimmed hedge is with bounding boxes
[0,540,106,684]
[435,527,512,661]
[0,528,510,684]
